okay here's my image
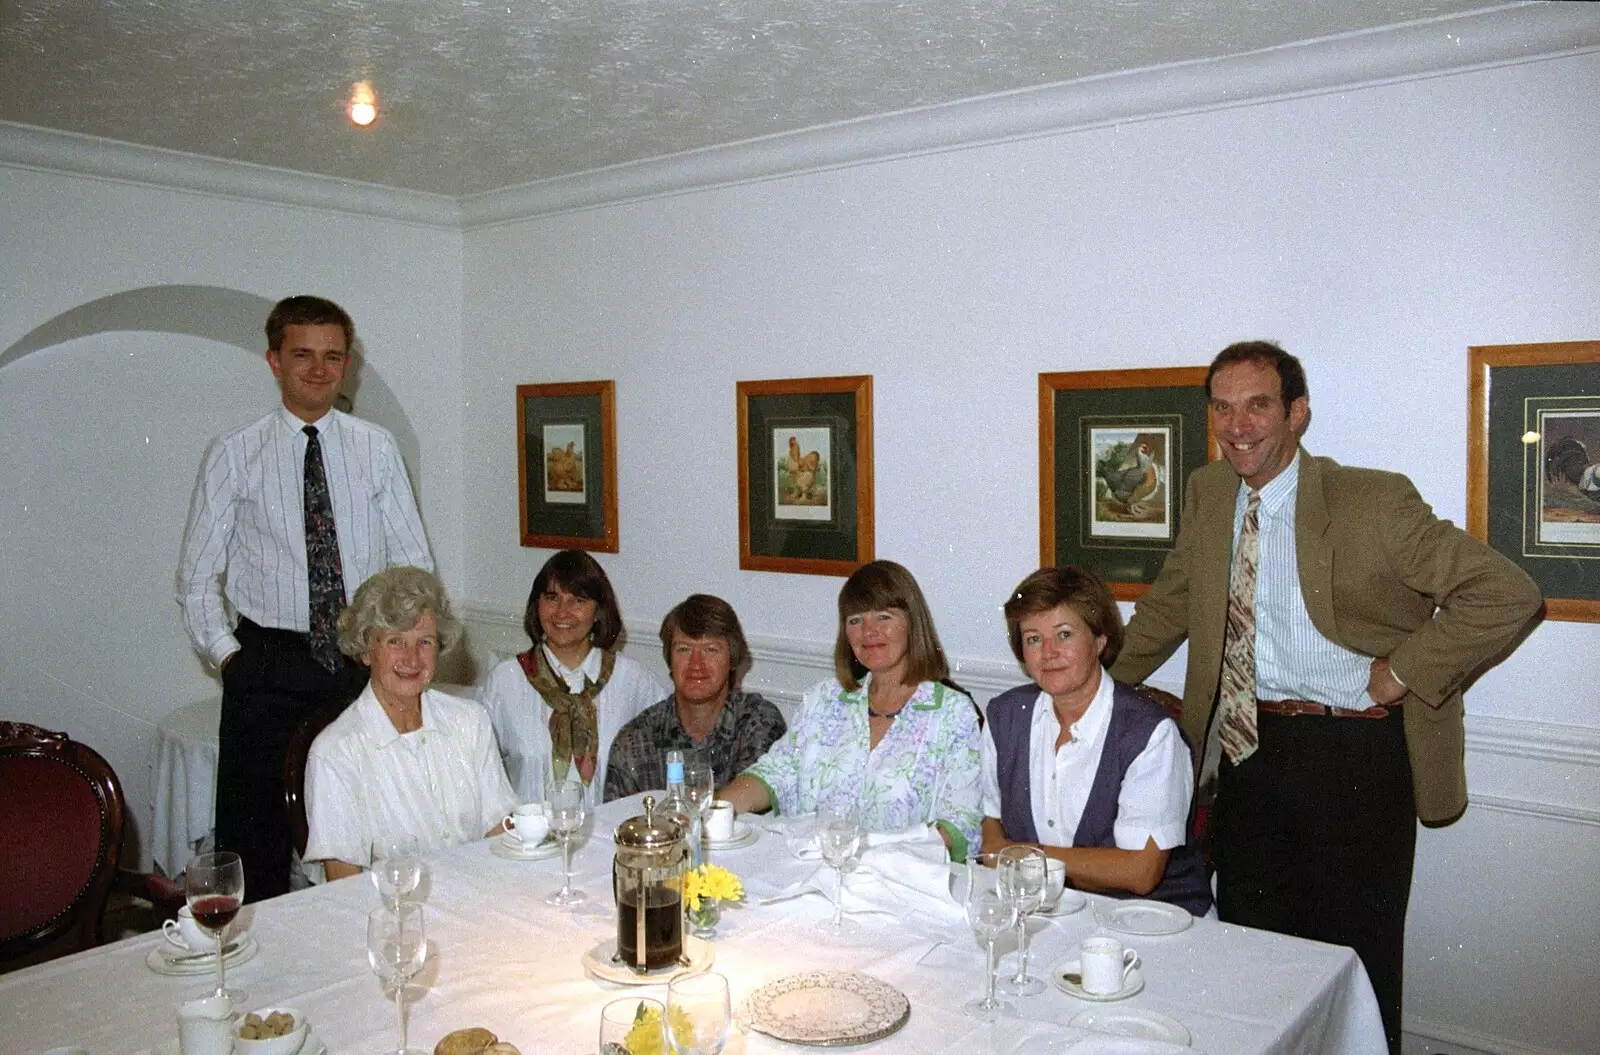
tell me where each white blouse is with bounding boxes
[479,651,667,805]
[304,686,518,869]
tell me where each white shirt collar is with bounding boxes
[354,685,437,749]
[542,644,602,693]
[278,405,336,435]
[1034,666,1115,746]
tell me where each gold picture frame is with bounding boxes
[516,380,618,552]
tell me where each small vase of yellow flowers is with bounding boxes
[682,862,743,939]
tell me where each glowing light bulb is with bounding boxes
[348,81,378,127]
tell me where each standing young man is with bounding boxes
[177,295,433,900]
[1110,341,1541,1053]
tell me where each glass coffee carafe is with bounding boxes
[613,795,690,972]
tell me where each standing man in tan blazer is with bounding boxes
[1109,341,1541,1054]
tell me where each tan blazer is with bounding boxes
[1108,449,1541,825]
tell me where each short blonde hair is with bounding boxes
[337,566,463,658]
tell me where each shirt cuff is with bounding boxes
[936,820,969,863]
[206,634,241,671]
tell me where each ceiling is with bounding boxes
[0,1,1524,199]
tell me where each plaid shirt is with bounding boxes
[602,689,788,801]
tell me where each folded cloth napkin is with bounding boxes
[762,824,963,922]
[773,817,935,861]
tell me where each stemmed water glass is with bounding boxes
[599,997,665,1055]
[546,776,588,906]
[684,759,715,855]
[817,801,862,933]
[996,845,1048,996]
[367,903,427,1055]
[185,850,246,1003]
[370,834,422,909]
[667,970,731,1055]
[964,853,1019,1021]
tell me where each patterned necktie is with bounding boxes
[1218,488,1262,764]
[303,425,346,673]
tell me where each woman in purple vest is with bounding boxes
[980,566,1211,915]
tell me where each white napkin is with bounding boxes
[762,825,963,921]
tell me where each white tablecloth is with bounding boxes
[8,794,1387,1055]
[150,697,221,876]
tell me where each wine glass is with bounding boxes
[185,850,245,1003]
[367,903,428,1055]
[370,834,422,909]
[599,996,665,1055]
[546,776,587,906]
[684,759,715,847]
[667,970,731,1055]
[964,854,1018,1021]
[817,801,862,933]
[996,845,1048,996]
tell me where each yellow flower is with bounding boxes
[623,1003,666,1055]
[681,864,743,913]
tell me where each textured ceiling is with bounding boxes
[0,0,1513,198]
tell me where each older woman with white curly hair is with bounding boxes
[305,566,517,881]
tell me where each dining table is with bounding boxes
[7,793,1388,1055]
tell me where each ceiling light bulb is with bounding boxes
[348,81,378,127]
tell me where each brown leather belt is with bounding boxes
[1256,698,1398,720]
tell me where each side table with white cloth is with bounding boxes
[6,793,1388,1055]
[150,697,222,876]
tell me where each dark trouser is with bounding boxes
[1212,709,1415,1055]
[214,618,366,903]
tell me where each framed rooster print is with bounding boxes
[1040,367,1216,600]
[1469,341,1600,622]
[737,375,874,576]
[517,380,618,552]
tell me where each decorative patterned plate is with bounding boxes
[1070,1007,1191,1045]
[582,935,714,985]
[740,970,911,1046]
[1092,900,1193,936]
[145,933,259,976]
[490,833,564,861]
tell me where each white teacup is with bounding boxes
[704,800,736,842]
[502,802,549,844]
[1041,858,1067,910]
[164,903,222,951]
[1080,935,1140,995]
[177,993,235,1055]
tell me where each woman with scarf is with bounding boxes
[480,550,667,805]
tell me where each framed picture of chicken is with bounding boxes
[1040,367,1217,600]
[737,375,874,576]
[516,380,618,552]
[1469,340,1600,622]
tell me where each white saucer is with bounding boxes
[1071,1007,1191,1045]
[582,934,713,985]
[1093,900,1193,936]
[1050,961,1145,1002]
[146,933,259,976]
[150,1027,326,1055]
[490,833,563,860]
[704,822,758,851]
[1038,888,1088,917]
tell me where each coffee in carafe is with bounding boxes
[612,795,689,972]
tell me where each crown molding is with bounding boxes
[0,120,461,229]
[461,3,1600,228]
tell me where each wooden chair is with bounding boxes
[0,722,163,971]
[283,697,357,859]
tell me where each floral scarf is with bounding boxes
[517,646,615,786]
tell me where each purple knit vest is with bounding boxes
[986,679,1212,916]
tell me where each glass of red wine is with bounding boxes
[185,850,245,1003]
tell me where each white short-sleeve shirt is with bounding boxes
[304,686,518,869]
[981,673,1191,851]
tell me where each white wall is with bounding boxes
[0,165,465,868]
[460,53,1599,1054]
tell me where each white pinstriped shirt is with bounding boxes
[1234,454,1376,710]
[177,406,433,669]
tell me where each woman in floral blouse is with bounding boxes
[721,560,983,860]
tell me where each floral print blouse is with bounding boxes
[742,675,983,860]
